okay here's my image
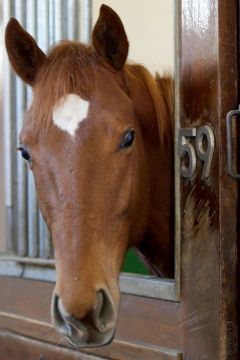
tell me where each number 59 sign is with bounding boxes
[178,126,215,180]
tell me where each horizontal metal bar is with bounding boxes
[0,256,55,267]
[0,258,177,301]
[120,274,177,301]
[0,260,56,282]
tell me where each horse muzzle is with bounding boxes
[51,289,117,347]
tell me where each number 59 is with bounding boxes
[178,126,215,180]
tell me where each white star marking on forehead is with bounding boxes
[53,94,89,136]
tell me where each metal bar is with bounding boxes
[0,256,177,301]
[27,172,39,257]
[38,213,52,258]
[0,260,56,281]
[66,0,80,40]
[119,275,177,301]
[37,0,49,52]
[226,106,240,179]
[48,0,55,46]
[26,0,39,258]
[14,0,28,256]
[61,0,67,39]
[84,0,92,43]
[0,255,55,267]
[54,0,63,42]
[80,0,92,43]
[3,0,15,254]
[3,0,13,208]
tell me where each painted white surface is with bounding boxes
[93,0,174,75]
[53,94,89,136]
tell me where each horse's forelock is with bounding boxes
[30,41,97,135]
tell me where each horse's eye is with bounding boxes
[17,146,31,161]
[120,130,135,149]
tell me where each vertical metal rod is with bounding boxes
[66,0,79,40]
[14,0,28,256]
[36,0,52,258]
[61,0,67,39]
[3,0,16,253]
[48,0,55,46]
[37,0,49,52]
[54,0,63,42]
[38,213,52,258]
[3,0,13,209]
[81,0,92,43]
[26,0,39,257]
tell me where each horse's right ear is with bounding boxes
[5,18,46,86]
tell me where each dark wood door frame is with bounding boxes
[0,0,239,359]
[179,0,239,358]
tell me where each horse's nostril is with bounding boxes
[94,289,115,332]
[52,295,73,336]
[52,294,86,338]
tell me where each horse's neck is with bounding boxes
[125,65,174,277]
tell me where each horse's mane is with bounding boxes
[125,64,173,143]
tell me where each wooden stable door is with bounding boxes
[0,0,239,359]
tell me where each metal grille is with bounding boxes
[2,0,92,259]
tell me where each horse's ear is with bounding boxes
[5,17,46,86]
[92,4,129,70]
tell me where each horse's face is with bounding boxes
[5,6,149,347]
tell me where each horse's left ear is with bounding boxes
[92,4,129,70]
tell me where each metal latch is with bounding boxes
[226,106,240,179]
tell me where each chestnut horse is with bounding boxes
[5,5,174,348]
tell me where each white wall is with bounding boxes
[92,0,174,75]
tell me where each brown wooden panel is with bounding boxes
[0,314,181,360]
[0,330,103,360]
[0,276,182,360]
[218,1,239,357]
[179,0,239,358]
[0,276,181,350]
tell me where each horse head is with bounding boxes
[5,4,174,348]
